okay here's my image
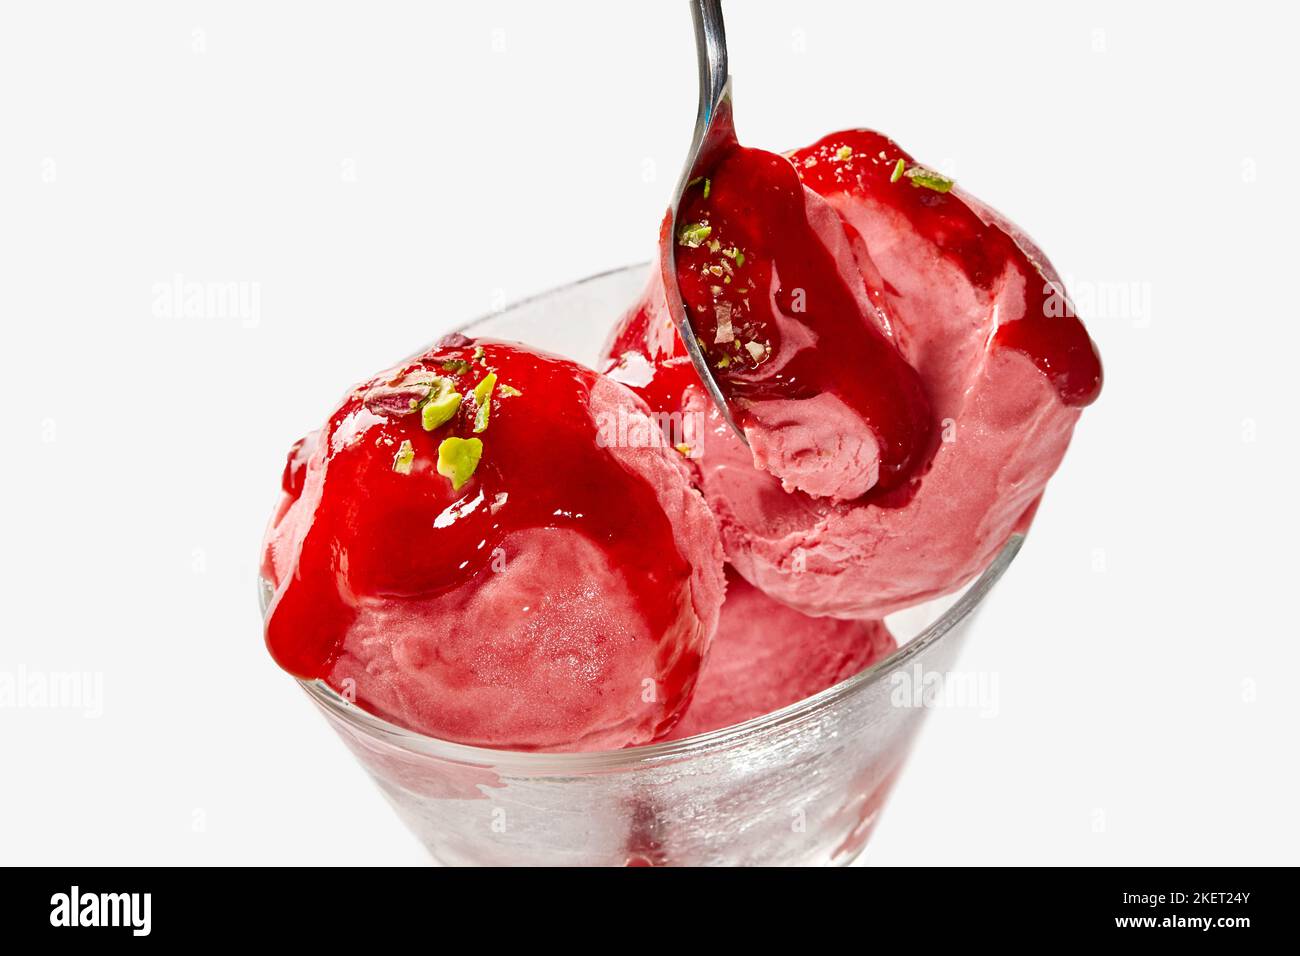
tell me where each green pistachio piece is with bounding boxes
[835,145,853,161]
[498,383,522,398]
[421,383,462,431]
[677,222,712,248]
[471,372,498,433]
[440,359,471,375]
[392,439,415,475]
[436,437,483,491]
[904,165,954,193]
[890,158,906,183]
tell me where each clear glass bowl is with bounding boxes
[278,263,1023,866]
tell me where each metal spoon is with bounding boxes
[667,0,746,442]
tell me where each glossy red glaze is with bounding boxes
[793,130,1102,407]
[671,144,938,494]
[264,339,699,717]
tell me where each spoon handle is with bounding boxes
[692,0,728,124]
[669,0,746,443]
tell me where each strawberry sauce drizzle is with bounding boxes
[794,130,1102,407]
[264,339,696,708]
[670,143,938,495]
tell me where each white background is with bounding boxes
[2,1,1296,865]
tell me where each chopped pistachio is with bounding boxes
[890,158,906,183]
[437,437,483,491]
[707,239,721,253]
[715,354,731,369]
[722,246,745,267]
[471,372,498,433]
[440,359,471,375]
[471,372,496,404]
[702,177,711,198]
[677,221,712,247]
[421,383,462,431]
[904,165,955,193]
[714,302,735,344]
[362,371,444,417]
[835,145,853,161]
[392,439,415,475]
[498,383,521,398]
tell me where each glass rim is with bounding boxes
[298,534,1021,773]
[284,262,1026,774]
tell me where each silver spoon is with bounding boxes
[667,0,747,443]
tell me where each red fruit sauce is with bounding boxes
[609,129,1101,501]
[670,143,938,496]
[264,339,698,712]
[793,129,1102,407]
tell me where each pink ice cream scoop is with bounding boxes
[664,569,896,741]
[605,129,1101,619]
[261,338,726,751]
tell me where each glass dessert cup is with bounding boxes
[272,264,1023,866]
